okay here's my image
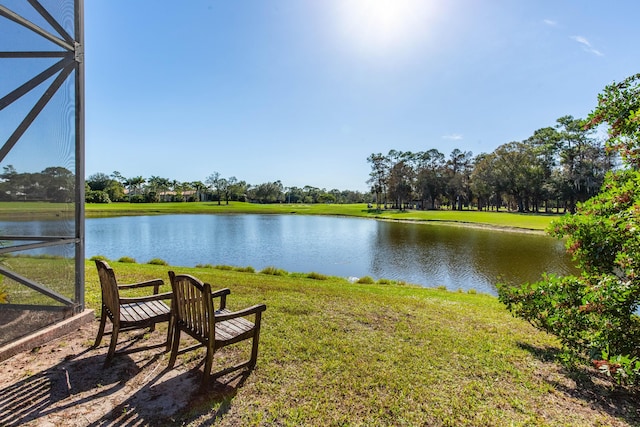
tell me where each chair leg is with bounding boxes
[93,309,107,348]
[104,324,120,367]
[167,327,181,368]
[249,313,263,368]
[248,330,261,369]
[165,316,174,353]
[201,347,214,389]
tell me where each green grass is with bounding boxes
[2,256,624,424]
[80,202,558,231]
[0,201,559,231]
[0,256,75,305]
[77,260,621,426]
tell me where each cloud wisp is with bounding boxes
[442,134,463,141]
[570,35,604,56]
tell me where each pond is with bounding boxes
[3,214,577,295]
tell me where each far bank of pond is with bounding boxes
[83,202,558,232]
[0,206,571,295]
[78,213,573,295]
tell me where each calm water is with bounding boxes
[3,214,577,295]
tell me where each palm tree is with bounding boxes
[125,176,146,199]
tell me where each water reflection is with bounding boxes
[2,214,577,296]
[371,222,575,294]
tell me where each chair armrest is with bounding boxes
[119,279,165,294]
[210,287,231,298]
[120,291,173,304]
[209,287,231,310]
[215,304,266,322]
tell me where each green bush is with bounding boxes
[195,263,214,268]
[128,195,145,203]
[147,258,168,266]
[85,190,111,203]
[307,272,328,280]
[89,255,109,262]
[235,266,255,273]
[260,266,287,276]
[499,169,640,385]
[356,276,375,284]
[499,74,640,387]
[117,256,136,263]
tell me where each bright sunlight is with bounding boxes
[330,0,440,59]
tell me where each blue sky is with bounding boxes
[81,1,639,192]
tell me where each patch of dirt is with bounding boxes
[0,307,70,347]
[0,321,244,426]
[2,320,640,426]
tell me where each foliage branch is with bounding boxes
[498,73,640,387]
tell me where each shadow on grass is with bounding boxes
[518,342,640,425]
[0,329,252,426]
[170,369,251,426]
[0,349,132,426]
[85,363,249,426]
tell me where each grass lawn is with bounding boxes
[0,201,560,231]
[78,260,635,426]
[5,204,626,425]
[82,202,558,231]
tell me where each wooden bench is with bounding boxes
[93,260,173,366]
[167,271,266,388]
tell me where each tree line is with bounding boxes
[0,165,75,202]
[368,115,616,213]
[1,115,612,212]
[84,171,369,205]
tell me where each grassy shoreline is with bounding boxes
[0,201,560,232]
[83,202,558,232]
[3,208,633,424]
[77,260,633,425]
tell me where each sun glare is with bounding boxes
[331,0,439,59]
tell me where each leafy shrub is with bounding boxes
[260,266,287,276]
[499,171,640,385]
[128,195,145,203]
[356,276,375,284]
[117,256,136,263]
[235,266,255,273]
[90,255,109,262]
[147,258,168,266]
[307,272,328,280]
[195,263,214,268]
[376,278,392,285]
[499,74,640,387]
[214,265,234,271]
[85,190,111,203]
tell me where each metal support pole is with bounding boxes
[75,0,86,312]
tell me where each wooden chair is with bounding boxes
[167,271,266,388]
[93,260,173,366]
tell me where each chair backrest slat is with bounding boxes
[95,260,120,319]
[169,272,214,342]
